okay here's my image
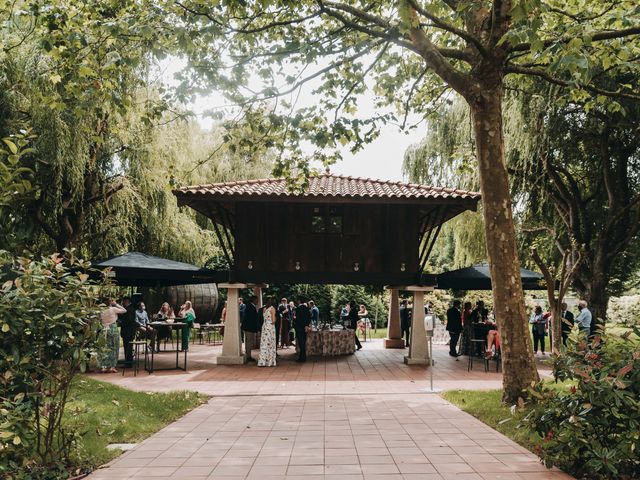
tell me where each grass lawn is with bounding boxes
[442,381,574,453]
[64,377,208,470]
[441,389,542,451]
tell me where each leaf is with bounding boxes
[2,139,17,155]
[49,73,62,84]
[616,364,633,377]
[13,435,21,445]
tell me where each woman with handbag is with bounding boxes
[529,305,547,355]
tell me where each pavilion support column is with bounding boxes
[404,288,430,365]
[384,288,404,348]
[216,283,247,365]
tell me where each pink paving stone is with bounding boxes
[84,340,572,480]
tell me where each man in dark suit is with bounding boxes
[400,300,411,348]
[446,300,463,357]
[294,298,311,362]
[118,297,137,368]
[242,296,260,362]
[560,302,575,346]
[348,300,363,351]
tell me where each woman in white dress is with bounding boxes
[258,297,277,367]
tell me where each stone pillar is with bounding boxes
[405,290,428,365]
[216,284,246,365]
[384,288,404,348]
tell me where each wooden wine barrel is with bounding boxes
[140,283,219,324]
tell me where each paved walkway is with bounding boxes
[89,339,553,396]
[87,340,570,480]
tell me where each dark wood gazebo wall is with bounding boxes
[174,174,480,286]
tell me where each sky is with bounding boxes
[161,57,424,182]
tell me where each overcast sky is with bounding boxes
[162,58,424,182]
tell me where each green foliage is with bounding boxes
[522,329,640,479]
[0,130,37,251]
[332,285,388,326]
[0,251,108,477]
[608,296,640,328]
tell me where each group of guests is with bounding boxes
[238,296,364,366]
[443,298,595,361]
[98,297,196,373]
[528,300,593,354]
[445,300,500,360]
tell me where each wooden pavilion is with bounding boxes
[174,173,480,365]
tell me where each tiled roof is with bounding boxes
[174,173,480,201]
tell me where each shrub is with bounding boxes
[0,251,108,478]
[521,328,640,479]
[607,295,640,328]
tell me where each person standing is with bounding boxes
[560,302,574,346]
[278,298,291,348]
[400,300,411,348]
[446,300,463,357]
[238,297,246,324]
[575,300,592,342]
[294,298,311,362]
[340,303,350,326]
[178,301,196,351]
[348,300,363,351]
[258,297,277,367]
[309,300,320,329]
[242,296,260,362]
[460,301,473,356]
[529,306,547,355]
[119,297,137,368]
[219,301,227,337]
[99,298,126,373]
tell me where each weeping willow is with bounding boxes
[1,36,272,264]
[403,90,555,271]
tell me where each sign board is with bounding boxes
[424,314,437,336]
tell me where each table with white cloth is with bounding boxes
[305,329,356,356]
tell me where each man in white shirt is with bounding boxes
[575,300,592,341]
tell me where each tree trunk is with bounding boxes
[468,79,539,403]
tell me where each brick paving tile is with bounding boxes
[397,463,438,474]
[84,340,571,480]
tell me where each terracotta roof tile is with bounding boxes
[174,173,480,201]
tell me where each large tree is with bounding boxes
[0,1,273,261]
[170,0,640,401]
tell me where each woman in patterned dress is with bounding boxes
[98,298,127,373]
[258,297,277,367]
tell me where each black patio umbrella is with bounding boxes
[435,263,545,290]
[93,252,222,287]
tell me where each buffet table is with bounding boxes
[306,329,356,356]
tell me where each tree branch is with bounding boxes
[509,26,640,52]
[405,0,488,56]
[505,65,640,100]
